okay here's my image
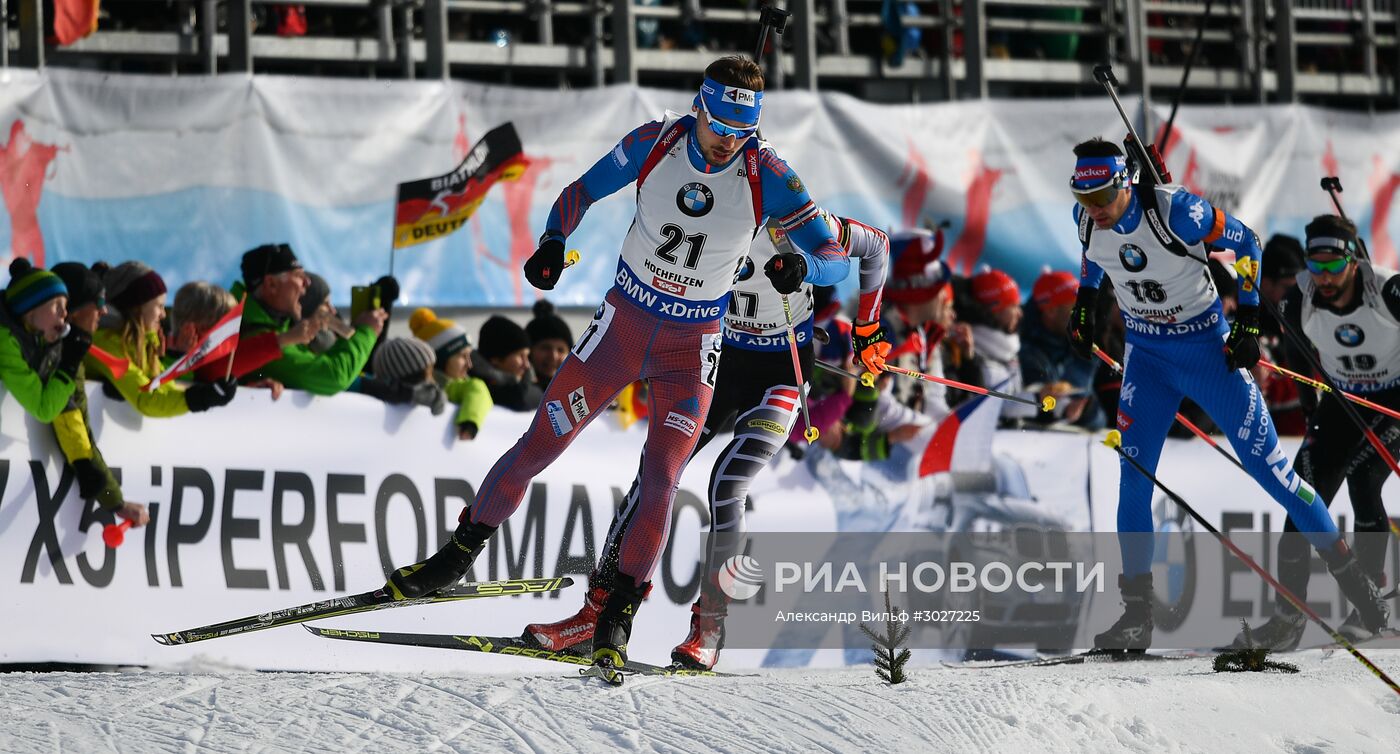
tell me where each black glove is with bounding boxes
[372,276,401,307]
[1225,305,1262,371]
[1066,286,1097,360]
[70,458,107,500]
[764,252,807,295]
[57,327,92,378]
[524,236,566,291]
[184,378,238,412]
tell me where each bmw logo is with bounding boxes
[1119,244,1148,273]
[676,182,714,218]
[1335,323,1365,347]
[735,255,755,282]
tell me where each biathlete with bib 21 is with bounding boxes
[379,56,853,679]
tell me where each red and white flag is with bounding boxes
[143,302,244,392]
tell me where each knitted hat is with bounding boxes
[1262,234,1304,279]
[409,307,471,368]
[372,337,436,381]
[104,260,167,312]
[886,229,949,304]
[478,315,530,361]
[300,273,330,317]
[971,268,1021,312]
[241,243,302,290]
[5,258,67,317]
[1031,269,1078,308]
[525,299,574,348]
[51,262,106,311]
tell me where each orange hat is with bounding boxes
[1032,270,1078,308]
[971,269,1021,312]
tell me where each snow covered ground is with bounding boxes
[2,651,1398,753]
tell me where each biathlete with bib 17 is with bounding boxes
[378,56,852,679]
[523,207,892,671]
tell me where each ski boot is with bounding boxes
[671,586,730,670]
[385,519,495,600]
[524,573,610,652]
[1321,542,1390,637]
[1226,607,1306,651]
[1093,574,1154,653]
[588,578,651,686]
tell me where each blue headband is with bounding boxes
[698,77,763,127]
[1071,155,1128,190]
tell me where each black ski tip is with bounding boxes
[151,633,178,646]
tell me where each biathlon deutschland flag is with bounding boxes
[393,123,528,250]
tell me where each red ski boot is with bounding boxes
[524,582,610,652]
[671,589,730,670]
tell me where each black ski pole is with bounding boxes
[1101,430,1400,697]
[751,4,791,68]
[1160,0,1214,154]
[1320,176,1373,261]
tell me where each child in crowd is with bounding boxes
[410,307,492,440]
[89,261,236,417]
[370,337,447,416]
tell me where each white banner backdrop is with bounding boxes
[3,69,1400,306]
[0,385,1393,671]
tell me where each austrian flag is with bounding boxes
[143,301,244,392]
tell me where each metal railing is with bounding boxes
[3,0,1395,107]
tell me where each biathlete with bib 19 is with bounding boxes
[378,56,852,680]
[1226,213,1400,650]
[523,208,891,671]
[1064,137,1391,651]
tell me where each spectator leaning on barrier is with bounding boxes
[88,261,237,417]
[170,281,316,399]
[0,259,88,424]
[49,262,148,528]
[1019,268,1096,426]
[368,337,447,415]
[410,307,492,440]
[525,299,573,391]
[234,243,386,396]
[471,314,541,411]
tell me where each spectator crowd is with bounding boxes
[0,223,1312,533]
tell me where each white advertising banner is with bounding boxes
[2,69,1399,306]
[0,385,1393,671]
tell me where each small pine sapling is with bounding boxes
[859,590,912,685]
[1214,620,1299,674]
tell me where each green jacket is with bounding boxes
[438,372,492,434]
[0,301,76,423]
[86,327,190,418]
[234,281,378,396]
[53,362,124,511]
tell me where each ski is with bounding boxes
[942,649,1199,670]
[152,576,573,646]
[302,625,733,679]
